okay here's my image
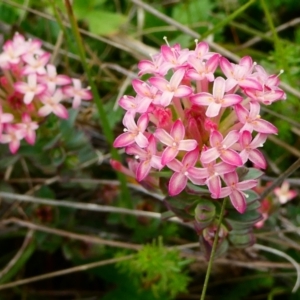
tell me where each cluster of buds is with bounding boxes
[0,32,92,153]
[113,39,286,217]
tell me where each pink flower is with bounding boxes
[118,95,152,116]
[38,89,69,119]
[20,113,39,144]
[0,33,92,153]
[22,52,51,75]
[112,39,286,211]
[191,77,242,117]
[113,113,149,148]
[14,73,46,104]
[245,89,285,105]
[200,130,242,166]
[154,119,197,165]
[126,135,162,181]
[62,79,92,108]
[167,148,205,196]
[38,64,72,90]
[186,54,220,82]
[190,41,216,60]
[235,102,278,134]
[0,124,25,153]
[160,44,190,70]
[274,181,297,204]
[138,53,169,76]
[239,131,268,169]
[220,56,262,92]
[149,68,192,107]
[0,39,27,67]
[192,161,236,198]
[216,171,257,213]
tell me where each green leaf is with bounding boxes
[104,100,125,129]
[244,189,260,203]
[229,231,255,248]
[161,210,176,220]
[241,168,264,180]
[226,210,263,229]
[73,0,107,19]
[35,185,56,199]
[244,199,261,211]
[83,10,127,36]
[0,3,20,25]
[172,0,214,25]
[0,153,19,169]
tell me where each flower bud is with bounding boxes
[194,199,216,229]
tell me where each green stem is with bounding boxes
[200,198,227,300]
[200,0,257,40]
[53,0,132,207]
[49,1,70,44]
[260,0,284,69]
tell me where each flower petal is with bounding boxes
[135,132,149,148]
[200,147,220,164]
[206,102,221,117]
[249,149,267,169]
[170,67,185,88]
[178,139,197,151]
[220,149,242,166]
[174,85,192,98]
[213,77,226,99]
[236,179,258,190]
[191,93,213,106]
[167,159,183,172]
[136,160,152,181]
[171,120,185,141]
[182,148,199,167]
[113,132,135,148]
[161,147,179,165]
[168,172,188,196]
[154,128,173,146]
[230,190,246,213]
[253,119,278,134]
[207,175,221,198]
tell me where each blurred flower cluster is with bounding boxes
[256,181,298,228]
[0,32,92,153]
[113,40,286,214]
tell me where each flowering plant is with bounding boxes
[0,33,92,154]
[112,39,286,255]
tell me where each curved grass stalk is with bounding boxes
[48,0,132,207]
[260,0,285,69]
[253,243,300,293]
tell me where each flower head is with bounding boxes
[0,33,92,153]
[113,39,286,216]
[274,181,297,204]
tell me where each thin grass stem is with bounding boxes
[201,0,257,40]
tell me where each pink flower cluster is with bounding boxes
[113,40,286,214]
[255,181,297,228]
[0,33,92,153]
